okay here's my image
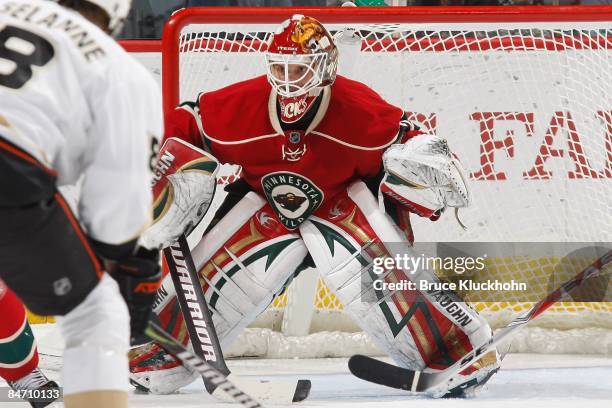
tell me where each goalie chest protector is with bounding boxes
[198,75,405,230]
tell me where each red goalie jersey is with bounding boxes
[164,74,421,230]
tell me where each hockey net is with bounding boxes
[163,6,612,357]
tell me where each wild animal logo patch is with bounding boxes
[262,172,324,230]
[274,192,307,211]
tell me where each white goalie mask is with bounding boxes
[265,15,338,97]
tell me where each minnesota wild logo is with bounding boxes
[261,172,324,230]
[274,192,307,211]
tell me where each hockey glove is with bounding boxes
[382,135,470,219]
[140,137,219,250]
[93,239,162,345]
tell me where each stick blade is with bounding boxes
[348,355,417,391]
[212,374,311,404]
[293,379,312,402]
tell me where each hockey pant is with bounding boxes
[0,135,131,395]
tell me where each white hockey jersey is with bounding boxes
[0,0,162,245]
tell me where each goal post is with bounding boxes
[162,6,612,356]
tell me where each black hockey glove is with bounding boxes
[90,239,161,345]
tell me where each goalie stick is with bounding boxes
[348,248,612,394]
[163,234,312,404]
[144,320,262,408]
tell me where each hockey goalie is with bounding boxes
[131,14,500,398]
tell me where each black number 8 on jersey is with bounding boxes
[0,26,55,89]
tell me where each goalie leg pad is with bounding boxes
[190,192,308,347]
[300,181,497,393]
[58,273,130,395]
[130,192,308,394]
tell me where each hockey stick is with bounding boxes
[164,234,229,390]
[349,248,612,393]
[145,320,262,408]
[164,234,312,404]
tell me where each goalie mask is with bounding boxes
[265,15,338,97]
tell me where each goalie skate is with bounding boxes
[129,342,198,395]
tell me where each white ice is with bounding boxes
[2,353,611,408]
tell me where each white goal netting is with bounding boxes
[166,8,612,357]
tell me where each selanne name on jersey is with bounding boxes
[0,1,105,61]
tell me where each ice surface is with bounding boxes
[2,354,610,408]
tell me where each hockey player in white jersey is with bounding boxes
[0,1,162,407]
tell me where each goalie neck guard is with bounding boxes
[265,15,338,97]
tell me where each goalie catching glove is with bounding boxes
[381,135,470,221]
[140,137,219,250]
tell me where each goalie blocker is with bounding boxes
[140,137,219,250]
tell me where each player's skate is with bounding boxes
[129,341,198,394]
[7,368,60,408]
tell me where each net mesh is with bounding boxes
[173,18,612,344]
